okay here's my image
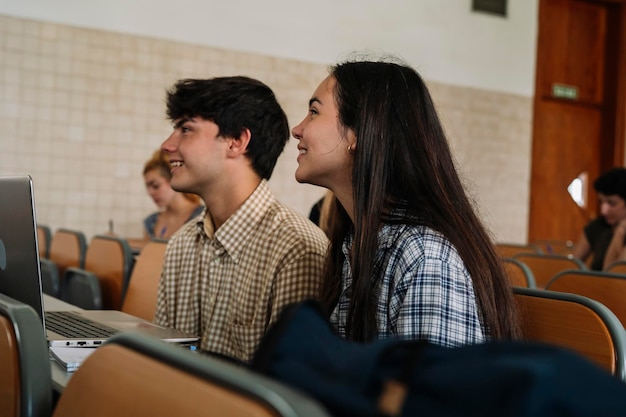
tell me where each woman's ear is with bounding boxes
[347,131,357,155]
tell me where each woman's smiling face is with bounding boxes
[292,76,356,190]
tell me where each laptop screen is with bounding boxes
[0,175,46,322]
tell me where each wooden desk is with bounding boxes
[44,294,196,392]
[44,294,80,393]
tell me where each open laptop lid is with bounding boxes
[0,175,198,346]
[0,175,46,323]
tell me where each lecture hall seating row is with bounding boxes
[4,232,625,415]
[1,292,330,417]
[37,225,166,320]
[500,241,626,381]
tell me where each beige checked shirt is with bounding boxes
[154,180,329,363]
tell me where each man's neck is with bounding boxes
[165,194,197,215]
[202,171,262,230]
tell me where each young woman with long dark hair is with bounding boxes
[292,58,521,345]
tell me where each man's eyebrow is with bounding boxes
[173,117,192,129]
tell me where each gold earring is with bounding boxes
[347,144,355,155]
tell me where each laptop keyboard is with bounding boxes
[45,311,119,338]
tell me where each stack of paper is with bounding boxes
[50,346,97,372]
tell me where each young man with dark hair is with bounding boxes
[573,167,626,270]
[155,77,328,362]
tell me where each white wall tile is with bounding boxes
[0,14,531,244]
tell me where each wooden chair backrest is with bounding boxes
[0,316,19,417]
[39,258,61,298]
[513,287,626,380]
[546,270,626,328]
[513,253,585,288]
[49,229,87,279]
[84,235,134,310]
[52,333,329,417]
[36,225,51,259]
[607,260,626,275]
[53,345,278,417]
[0,294,52,417]
[502,257,536,288]
[121,240,167,321]
[495,243,542,259]
[61,267,103,310]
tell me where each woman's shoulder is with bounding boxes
[379,223,444,247]
[144,211,159,226]
[379,223,463,265]
[143,211,160,236]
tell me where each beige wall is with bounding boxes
[0,14,531,243]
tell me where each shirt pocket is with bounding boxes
[230,322,263,361]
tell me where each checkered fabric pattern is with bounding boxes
[331,223,486,347]
[155,180,329,362]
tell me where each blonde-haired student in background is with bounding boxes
[142,149,204,240]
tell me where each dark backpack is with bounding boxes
[252,300,626,417]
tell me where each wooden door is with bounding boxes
[528,0,626,242]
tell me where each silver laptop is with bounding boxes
[0,175,199,347]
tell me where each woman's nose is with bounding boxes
[292,121,303,140]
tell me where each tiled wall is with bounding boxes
[0,14,532,243]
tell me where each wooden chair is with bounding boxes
[39,258,61,298]
[52,332,330,417]
[125,237,148,255]
[606,260,626,275]
[0,293,52,417]
[502,257,536,288]
[495,242,543,259]
[36,224,51,259]
[61,267,103,310]
[513,287,626,381]
[546,269,626,328]
[121,240,167,321]
[49,228,87,279]
[512,253,586,288]
[84,235,134,310]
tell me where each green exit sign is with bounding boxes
[552,83,578,100]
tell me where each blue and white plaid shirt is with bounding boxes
[330,223,486,347]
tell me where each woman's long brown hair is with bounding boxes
[320,59,522,342]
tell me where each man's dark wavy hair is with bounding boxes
[166,76,290,179]
[594,168,626,201]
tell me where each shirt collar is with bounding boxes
[197,180,274,263]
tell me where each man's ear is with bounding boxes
[226,128,251,157]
